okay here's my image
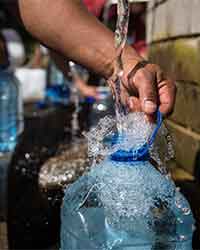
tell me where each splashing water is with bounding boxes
[150,123,175,175]
[71,87,80,139]
[84,112,176,226]
[39,140,89,191]
[92,160,176,232]
[69,61,80,139]
[108,0,130,127]
[85,112,173,173]
[61,121,194,250]
[61,112,194,250]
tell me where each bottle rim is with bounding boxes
[110,111,162,162]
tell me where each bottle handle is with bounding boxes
[110,110,163,162]
[148,110,163,147]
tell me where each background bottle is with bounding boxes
[88,86,115,128]
[0,66,24,153]
[46,61,70,106]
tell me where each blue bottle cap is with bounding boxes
[110,111,163,162]
[35,101,48,109]
[85,96,96,104]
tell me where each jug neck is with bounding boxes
[110,148,149,162]
[109,111,162,163]
[109,134,150,162]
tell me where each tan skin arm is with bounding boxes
[73,78,99,99]
[18,0,139,78]
[15,0,176,117]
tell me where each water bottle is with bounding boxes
[61,112,194,250]
[0,65,23,153]
[46,61,70,105]
[87,86,115,128]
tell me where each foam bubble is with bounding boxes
[85,112,174,174]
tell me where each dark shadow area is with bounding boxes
[194,150,200,184]
[7,103,73,250]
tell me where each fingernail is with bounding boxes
[144,100,157,113]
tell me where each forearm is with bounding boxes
[74,77,87,91]
[18,0,141,79]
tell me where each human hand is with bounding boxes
[79,83,99,100]
[110,60,176,119]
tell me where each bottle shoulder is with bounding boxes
[0,70,20,91]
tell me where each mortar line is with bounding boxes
[166,120,200,141]
[148,33,200,46]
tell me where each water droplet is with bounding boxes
[175,199,182,209]
[68,174,73,180]
[25,153,30,159]
[179,235,186,241]
[182,207,191,215]
[51,176,57,182]
[62,176,67,182]
[192,224,196,232]
[177,217,183,224]
[21,168,26,174]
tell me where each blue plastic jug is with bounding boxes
[61,112,194,250]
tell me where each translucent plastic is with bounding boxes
[0,69,23,152]
[89,87,114,128]
[61,158,194,250]
[47,62,70,105]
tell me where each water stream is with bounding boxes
[110,0,130,132]
[69,61,80,140]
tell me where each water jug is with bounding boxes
[61,112,194,250]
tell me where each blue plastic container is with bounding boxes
[61,113,194,250]
[0,66,23,152]
[46,62,70,105]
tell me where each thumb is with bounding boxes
[133,69,158,114]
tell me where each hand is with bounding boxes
[82,85,98,99]
[119,61,176,119]
[79,84,99,100]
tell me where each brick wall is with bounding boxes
[147,0,200,175]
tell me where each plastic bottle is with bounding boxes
[46,61,70,105]
[61,112,194,250]
[87,86,115,128]
[0,65,23,153]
